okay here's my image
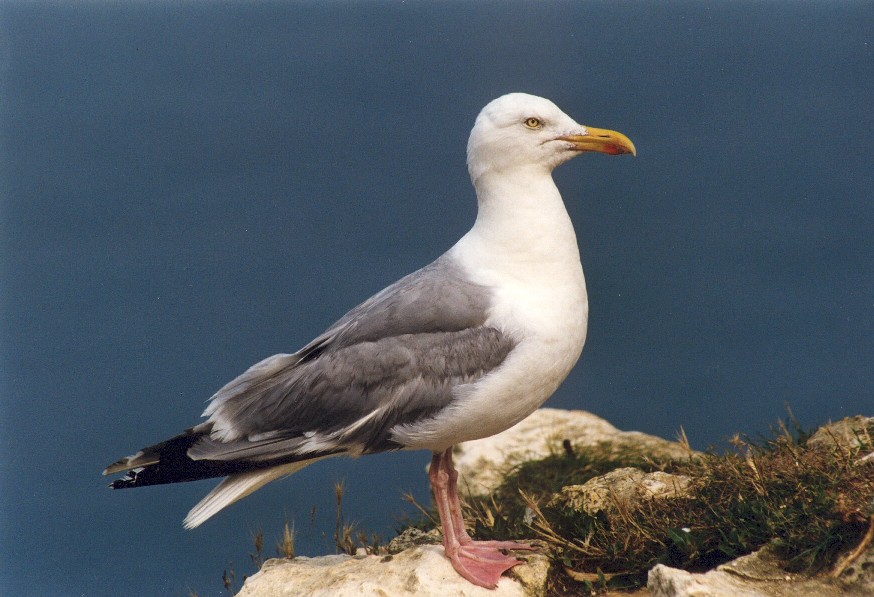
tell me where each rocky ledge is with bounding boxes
[236,409,874,596]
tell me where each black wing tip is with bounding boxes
[107,469,142,490]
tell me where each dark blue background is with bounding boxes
[1,2,872,595]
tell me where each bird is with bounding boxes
[104,92,635,589]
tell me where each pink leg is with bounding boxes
[429,447,536,588]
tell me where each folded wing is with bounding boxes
[103,255,517,526]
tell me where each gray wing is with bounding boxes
[192,255,516,462]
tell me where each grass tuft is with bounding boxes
[331,479,383,555]
[277,520,295,559]
[221,563,235,596]
[455,418,874,591]
[249,528,264,569]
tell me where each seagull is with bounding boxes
[104,93,635,589]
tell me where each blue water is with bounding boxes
[1,2,872,595]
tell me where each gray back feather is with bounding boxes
[194,255,515,461]
[302,256,494,353]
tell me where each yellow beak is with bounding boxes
[557,126,636,156]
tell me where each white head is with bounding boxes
[466,93,635,183]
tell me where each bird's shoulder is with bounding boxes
[297,254,494,360]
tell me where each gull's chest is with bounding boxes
[392,261,589,451]
[484,264,589,397]
[487,269,588,349]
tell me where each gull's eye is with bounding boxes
[523,117,543,129]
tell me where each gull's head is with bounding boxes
[466,93,635,183]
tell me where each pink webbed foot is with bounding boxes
[446,541,526,589]
[429,447,539,588]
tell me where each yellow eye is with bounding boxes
[524,117,542,129]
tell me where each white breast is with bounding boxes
[391,170,589,451]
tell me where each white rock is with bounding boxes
[550,468,693,515]
[453,408,693,494]
[235,545,550,597]
[649,544,874,597]
[648,564,768,597]
[806,415,874,464]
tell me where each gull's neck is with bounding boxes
[450,165,583,282]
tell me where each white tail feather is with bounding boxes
[183,459,321,529]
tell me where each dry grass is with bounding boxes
[214,480,379,594]
[277,520,295,559]
[454,418,874,592]
[332,479,383,556]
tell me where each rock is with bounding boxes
[648,542,874,597]
[385,527,441,554]
[834,533,874,595]
[235,545,550,597]
[549,468,693,516]
[806,416,874,461]
[453,408,694,494]
[648,562,772,597]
